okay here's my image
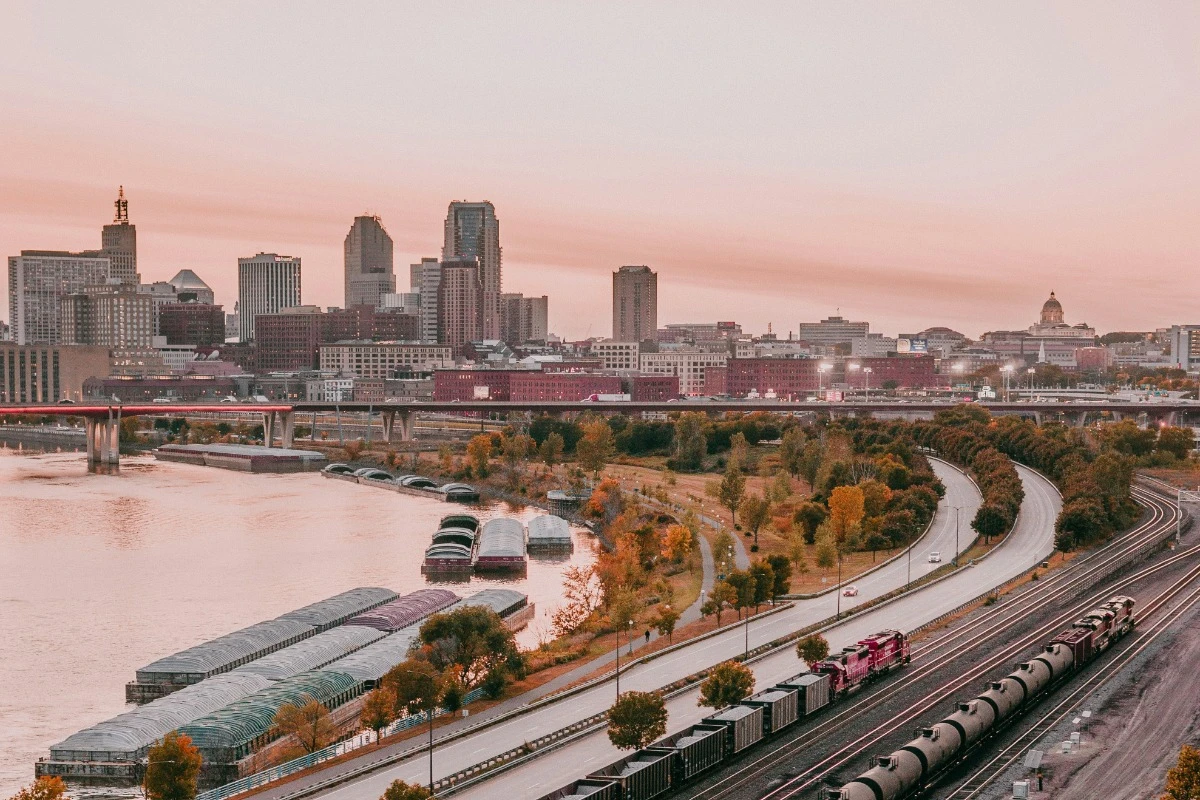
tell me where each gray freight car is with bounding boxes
[743,688,799,735]
[650,725,726,781]
[587,749,674,800]
[533,779,620,800]
[703,704,764,754]
[775,672,832,716]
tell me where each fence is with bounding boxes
[195,687,487,800]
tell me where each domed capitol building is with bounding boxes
[980,292,1098,367]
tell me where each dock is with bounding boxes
[155,443,326,473]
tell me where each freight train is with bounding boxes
[828,596,1136,800]
[536,630,910,800]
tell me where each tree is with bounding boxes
[576,419,616,476]
[972,503,1010,543]
[748,561,775,611]
[418,606,524,693]
[466,434,492,478]
[713,528,737,576]
[828,485,866,544]
[710,462,747,526]
[814,528,838,570]
[652,605,680,643]
[698,660,755,709]
[500,433,533,488]
[728,432,750,471]
[704,581,739,625]
[383,658,444,717]
[739,493,772,548]
[779,427,806,478]
[769,471,793,503]
[796,634,830,665]
[1156,427,1195,461]
[794,502,828,544]
[540,431,565,467]
[864,532,889,561]
[380,780,432,800]
[765,554,792,600]
[343,440,365,461]
[143,731,202,800]
[360,686,397,740]
[607,691,668,750]
[673,412,708,471]
[9,777,67,800]
[661,524,694,563]
[723,570,756,619]
[1162,744,1200,800]
[551,563,603,636]
[799,440,823,487]
[273,698,336,754]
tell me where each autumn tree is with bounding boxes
[661,524,694,563]
[143,732,202,800]
[360,686,396,740]
[607,691,668,750]
[698,660,755,709]
[380,781,432,800]
[9,777,67,800]
[540,431,565,467]
[673,412,709,471]
[576,419,616,476]
[728,432,750,471]
[708,462,747,526]
[739,493,772,548]
[418,606,524,694]
[1162,744,1200,800]
[551,563,603,636]
[703,581,739,625]
[778,427,806,478]
[383,658,444,720]
[343,439,365,461]
[814,526,838,571]
[652,605,680,643]
[274,698,336,753]
[796,634,830,665]
[466,434,492,478]
[828,485,866,544]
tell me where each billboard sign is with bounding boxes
[824,390,844,402]
[473,385,490,400]
[897,338,928,354]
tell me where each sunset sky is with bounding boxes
[2,3,1198,340]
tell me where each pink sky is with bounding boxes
[2,3,1198,340]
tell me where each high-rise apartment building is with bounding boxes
[411,257,442,343]
[500,293,549,344]
[60,284,156,348]
[612,265,657,343]
[796,315,870,347]
[101,187,138,284]
[438,257,482,354]
[443,202,501,339]
[8,251,110,344]
[344,215,395,308]
[238,253,301,341]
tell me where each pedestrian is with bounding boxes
[644,629,651,644]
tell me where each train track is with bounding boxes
[939,543,1200,799]
[680,483,1184,800]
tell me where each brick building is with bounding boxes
[626,373,679,401]
[845,356,944,389]
[433,369,525,401]
[256,306,420,371]
[159,303,225,346]
[719,358,822,399]
[510,371,622,402]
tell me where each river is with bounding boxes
[0,444,598,795]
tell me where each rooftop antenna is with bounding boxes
[113,186,128,224]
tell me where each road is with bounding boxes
[257,459,995,800]
[447,464,1058,800]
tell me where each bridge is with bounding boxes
[2,399,1195,465]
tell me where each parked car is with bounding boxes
[842,585,859,597]
[928,551,942,563]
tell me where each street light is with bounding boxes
[835,550,843,619]
[818,363,832,393]
[952,506,962,567]
[388,664,440,792]
[1027,367,1036,398]
[628,619,635,654]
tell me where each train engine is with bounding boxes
[813,630,910,695]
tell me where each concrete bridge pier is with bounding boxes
[261,411,296,449]
[379,410,413,442]
[85,414,121,466]
[262,412,276,449]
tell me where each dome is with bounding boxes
[1040,291,1064,324]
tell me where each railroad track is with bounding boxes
[940,545,1200,799]
[680,483,1184,800]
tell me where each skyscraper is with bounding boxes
[500,293,549,344]
[612,265,658,343]
[238,253,301,341]
[344,215,395,308]
[437,257,482,354]
[8,251,110,344]
[443,202,501,339]
[101,186,138,284]
[410,257,442,344]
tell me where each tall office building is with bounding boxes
[411,257,442,343]
[612,265,658,343]
[437,257,482,354]
[443,201,501,339]
[344,215,395,308]
[101,186,138,284]
[238,253,301,341]
[8,251,110,344]
[500,293,549,344]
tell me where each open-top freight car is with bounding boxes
[586,749,676,800]
[703,704,764,754]
[650,725,727,782]
[743,687,800,735]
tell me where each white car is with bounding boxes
[842,585,859,597]
[928,551,942,563]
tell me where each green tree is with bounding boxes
[713,528,737,576]
[796,634,830,665]
[143,731,202,800]
[673,412,708,471]
[778,427,806,478]
[748,560,775,611]
[864,532,889,561]
[540,431,565,467]
[765,554,793,600]
[703,581,739,625]
[728,432,750,471]
[607,691,668,750]
[794,502,828,544]
[9,777,67,800]
[273,698,336,753]
[972,503,1010,543]
[1156,427,1195,461]
[652,604,680,643]
[769,471,793,503]
[380,780,432,800]
[418,606,524,692]
[799,440,823,487]
[709,462,747,526]
[1162,744,1200,800]
[814,527,838,570]
[739,493,772,548]
[723,570,755,618]
[698,660,755,709]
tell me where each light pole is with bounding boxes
[818,363,832,394]
[864,367,873,401]
[1001,366,1014,402]
[389,665,439,793]
[952,506,962,567]
[628,619,634,654]
[744,612,750,656]
[906,541,911,588]
[835,551,843,619]
[615,629,621,697]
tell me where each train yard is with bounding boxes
[643,480,1195,800]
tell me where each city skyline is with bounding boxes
[3,4,1199,339]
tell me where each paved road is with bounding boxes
[449,464,1058,800]
[267,460,993,800]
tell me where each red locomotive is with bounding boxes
[813,630,910,695]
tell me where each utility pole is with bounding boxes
[952,506,962,567]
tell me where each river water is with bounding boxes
[0,444,597,795]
